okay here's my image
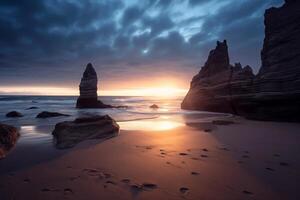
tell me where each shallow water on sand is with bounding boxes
[0,95,229,173]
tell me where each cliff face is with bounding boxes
[76,63,112,108]
[182,0,300,121]
[258,0,300,92]
[182,41,254,114]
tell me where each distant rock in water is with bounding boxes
[36,111,70,118]
[25,106,38,110]
[150,104,159,109]
[52,115,119,149]
[182,0,300,121]
[0,123,19,159]
[6,111,23,118]
[76,63,112,108]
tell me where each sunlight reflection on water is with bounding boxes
[119,119,184,131]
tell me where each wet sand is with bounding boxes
[0,118,300,200]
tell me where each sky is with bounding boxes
[0,0,284,96]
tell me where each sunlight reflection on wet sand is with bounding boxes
[119,119,184,131]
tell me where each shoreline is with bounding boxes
[1,118,299,200]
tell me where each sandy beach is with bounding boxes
[1,117,299,200]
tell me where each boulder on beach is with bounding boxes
[52,115,119,149]
[36,111,70,119]
[6,111,23,118]
[76,63,112,109]
[0,123,19,159]
[150,104,159,109]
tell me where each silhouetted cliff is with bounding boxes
[182,0,300,121]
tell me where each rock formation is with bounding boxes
[36,111,70,118]
[76,63,112,108]
[182,40,255,114]
[52,115,119,149]
[6,111,23,118]
[182,0,300,121]
[0,123,19,159]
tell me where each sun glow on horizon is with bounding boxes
[0,86,188,97]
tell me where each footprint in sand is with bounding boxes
[191,172,199,175]
[242,155,250,159]
[243,190,253,195]
[41,188,60,192]
[130,184,144,193]
[179,153,188,156]
[23,178,30,183]
[218,147,230,151]
[201,154,208,158]
[202,148,208,152]
[265,167,275,171]
[64,188,73,195]
[273,154,280,157]
[142,183,157,190]
[69,176,81,181]
[106,180,117,185]
[279,162,289,166]
[121,179,131,184]
[41,188,51,192]
[179,187,189,194]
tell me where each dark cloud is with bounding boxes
[0,0,284,87]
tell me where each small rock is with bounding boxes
[36,111,70,118]
[150,104,159,109]
[25,106,38,110]
[6,111,23,118]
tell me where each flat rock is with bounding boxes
[0,123,19,159]
[52,115,119,149]
[36,111,70,118]
[6,111,23,118]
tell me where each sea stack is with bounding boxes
[76,63,112,108]
[181,40,254,114]
[182,0,300,121]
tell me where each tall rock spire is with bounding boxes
[76,63,112,108]
[79,63,98,99]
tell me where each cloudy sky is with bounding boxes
[0,0,284,95]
